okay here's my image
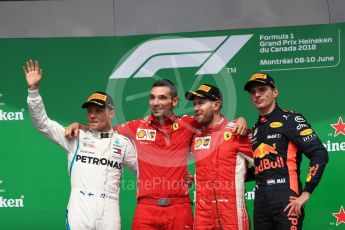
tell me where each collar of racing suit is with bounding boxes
[146,114,177,127]
[258,103,281,124]
[88,129,114,139]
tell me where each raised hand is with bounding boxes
[23,60,42,90]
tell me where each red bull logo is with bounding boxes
[255,157,284,174]
[253,143,278,158]
[306,164,319,182]
[254,143,284,174]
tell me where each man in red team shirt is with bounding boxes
[66,79,248,229]
[185,84,253,230]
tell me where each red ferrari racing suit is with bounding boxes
[191,117,253,230]
[116,114,199,229]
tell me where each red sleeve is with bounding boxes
[180,115,201,129]
[236,134,253,159]
[114,120,138,140]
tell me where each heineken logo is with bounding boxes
[0,109,24,121]
[0,195,24,208]
[331,117,345,137]
[109,35,253,79]
[322,116,345,152]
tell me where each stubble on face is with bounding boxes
[193,97,216,126]
[149,86,177,120]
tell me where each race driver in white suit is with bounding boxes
[23,59,137,230]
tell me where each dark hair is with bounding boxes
[152,79,178,98]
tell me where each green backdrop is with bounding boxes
[1,23,344,229]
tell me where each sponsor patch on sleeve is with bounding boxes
[224,132,232,141]
[300,128,313,136]
[306,164,319,182]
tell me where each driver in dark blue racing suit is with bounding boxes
[244,73,328,230]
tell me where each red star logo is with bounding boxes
[333,206,345,226]
[331,117,345,137]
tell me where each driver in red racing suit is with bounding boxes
[186,84,253,230]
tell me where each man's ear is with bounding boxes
[109,109,115,119]
[172,96,179,108]
[214,100,221,111]
[273,88,279,99]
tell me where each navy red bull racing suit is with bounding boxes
[250,105,328,230]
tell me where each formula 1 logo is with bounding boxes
[109,35,253,79]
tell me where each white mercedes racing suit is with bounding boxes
[27,89,137,230]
